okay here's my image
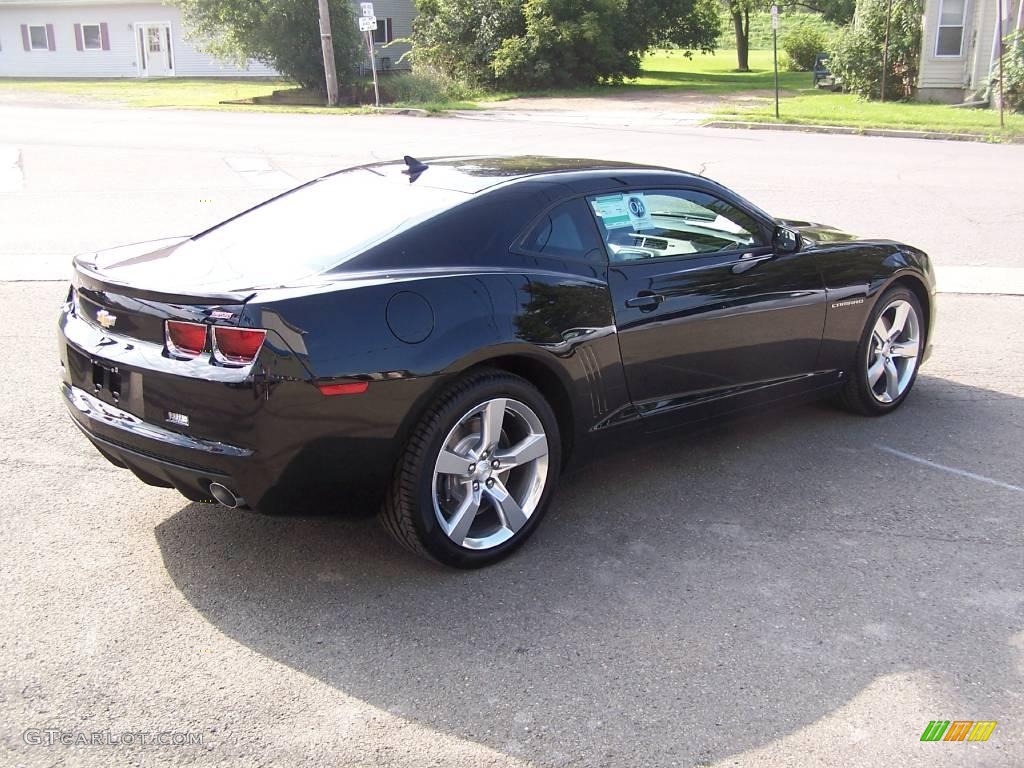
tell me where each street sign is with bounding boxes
[358,15,377,31]
[360,2,374,17]
[770,4,779,29]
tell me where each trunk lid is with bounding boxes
[73,238,254,346]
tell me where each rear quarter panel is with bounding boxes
[243,265,630,474]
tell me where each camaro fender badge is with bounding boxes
[831,298,865,309]
[96,309,117,328]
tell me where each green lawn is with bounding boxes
[481,49,807,100]
[0,77,296,108]
[713,89,1024,137]
[491,49,1022,139]
[662,50,1024,138]
[2,50,1021,138]
[0,75,477,113]
[632,49,808,93]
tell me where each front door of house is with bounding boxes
[138,23,173,77]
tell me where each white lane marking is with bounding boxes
[878,445,1024,493]
[224,155,294,189]
[935,266,1024,296]
[0,146,24,192]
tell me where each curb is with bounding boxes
[702,120,1024,144]
[370,106,430,117]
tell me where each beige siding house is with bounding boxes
[0,0,414,78]
[918,0,1023,102]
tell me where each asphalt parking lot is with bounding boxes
[1,105,1023,767]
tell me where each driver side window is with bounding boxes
[587,189,766,263]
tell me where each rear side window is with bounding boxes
[154,170,469,289]
[520,198,603,259]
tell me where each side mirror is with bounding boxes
[773,226,802,254]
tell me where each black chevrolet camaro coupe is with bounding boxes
[60,156,934,567]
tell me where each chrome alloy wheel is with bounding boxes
[432,398,550,550]
[867,298,921,404]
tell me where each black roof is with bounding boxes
[359,155,697,195]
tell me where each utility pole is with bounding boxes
[317,0,339,106]
[880,0,894,101]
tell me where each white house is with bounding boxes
[918,0,1023,102]
[0,0,414,78]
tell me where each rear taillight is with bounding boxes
[212,327,266,366]
[165,320,207,359]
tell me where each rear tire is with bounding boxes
[381,369,561,568]
[839,286,924,416]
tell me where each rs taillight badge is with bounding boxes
[96,309,117,329]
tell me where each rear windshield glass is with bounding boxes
[151,169,467,289]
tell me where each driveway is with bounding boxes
[1,103,1022,767]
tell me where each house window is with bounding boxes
[935,0,966,57]
[372,17,393,44]
[82,23,102,50]
[28,24,50,50]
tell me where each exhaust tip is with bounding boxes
[209,482,240,509]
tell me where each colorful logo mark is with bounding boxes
[920,721,997,742]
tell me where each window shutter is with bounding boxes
[21,24,30,51]
[74,23,83,51]
[100,22,110,50]
[46,23,56,51]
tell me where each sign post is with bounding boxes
[771,5,780,119]
[359,3,380,108]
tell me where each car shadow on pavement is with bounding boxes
[154,374,1023,766]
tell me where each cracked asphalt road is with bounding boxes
[0,104,1022,767]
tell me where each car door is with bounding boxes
[587,187,827,429]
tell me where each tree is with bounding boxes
[995,31,1024,112]
[413,0,720,88]
[826,0,922,99]
[790,0,856,25]
[725,0,757,72]
[175,0,363,92]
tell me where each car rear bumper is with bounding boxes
[59,293,436,513]
[62,383,263,506]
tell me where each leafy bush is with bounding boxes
[411,0,525,86]
[782,25,830,71]
[377,66,483,104]
[996,31,1024,112]
[412,0,720,88]
[492,0,643,87]
[176,0,362,91]
[827,0,923,99]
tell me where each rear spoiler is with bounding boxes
[72,252,257,307]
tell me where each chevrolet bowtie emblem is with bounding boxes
[96,309,117,329]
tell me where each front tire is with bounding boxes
[381,370,561,568]
[839,286,924,416]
